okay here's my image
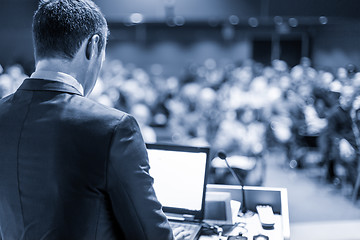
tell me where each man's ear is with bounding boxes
[85,34,100,60]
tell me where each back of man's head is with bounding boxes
[33,0,108,61]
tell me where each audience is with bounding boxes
[1,57,359,191]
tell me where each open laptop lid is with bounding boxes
[146,143,210,221]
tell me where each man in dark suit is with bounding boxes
[0,1,188,239]
[321,86,358,183]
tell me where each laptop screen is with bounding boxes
[146,143,210,220]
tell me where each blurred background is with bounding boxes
[1,0,360,239]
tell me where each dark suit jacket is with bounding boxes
[0,78,174,240]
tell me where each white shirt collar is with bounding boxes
[30,70,84,96]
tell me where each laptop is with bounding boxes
[146,143,210,240]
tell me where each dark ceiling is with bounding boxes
[95,0,360,21]
[1,0,359,29]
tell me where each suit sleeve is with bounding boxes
[106,114,174,240]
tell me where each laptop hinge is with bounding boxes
[167,213,196,222]
[183,214,195,221]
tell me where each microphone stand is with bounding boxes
[218,151,253,217]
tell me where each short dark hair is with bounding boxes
[33,0,108,60]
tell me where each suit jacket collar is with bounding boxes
[30,70,84,95]
[19,78,83,96]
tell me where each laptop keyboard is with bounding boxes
[170,222,201,240]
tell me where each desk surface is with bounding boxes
[200,213,283,239]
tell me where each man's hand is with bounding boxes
[173,227,191,240]
[339,138,355,160]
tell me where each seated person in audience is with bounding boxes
[0,1,187,239]
[130,103,157,143]
[312,71,339,119]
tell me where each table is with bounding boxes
[200,184,290,240]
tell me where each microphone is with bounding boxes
[217,151,248,215]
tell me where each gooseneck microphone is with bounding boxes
[217,151,248,215]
